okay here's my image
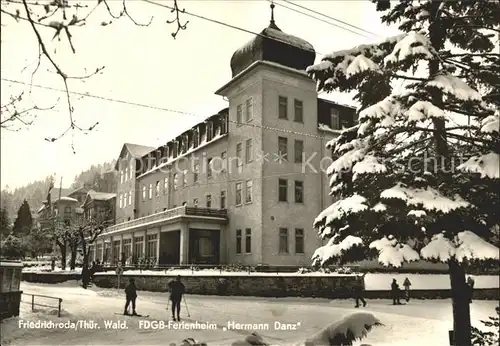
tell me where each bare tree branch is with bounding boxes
[166,0,189,39]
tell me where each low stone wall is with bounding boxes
[93,274,359,298]
[20,273,499,300]
[21,272,81,284]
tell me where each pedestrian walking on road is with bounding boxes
[354,273,367,308]
[391,279,402,305]
[403,277,411,302]
[169,275,185,321]
[124,278,138,315]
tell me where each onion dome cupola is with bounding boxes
[230,2,316,77]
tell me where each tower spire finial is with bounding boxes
[270,1,275,25]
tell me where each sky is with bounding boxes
[1,0,400,191]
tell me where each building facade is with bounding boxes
[90,15,357,267]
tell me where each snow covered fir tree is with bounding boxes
[308,1,499,346]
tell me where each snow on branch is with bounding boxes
[345,55,381,77]
[304,312,383,346]
[352,155,387,180]
[312,235,364,266]
[358,96,402,121]
[314,194,369,227]
[458,152,500,179]
[369,236,420,267]
[480,114,499,134]
[406,101,445,122]
[384,31,436,65]
[427,74,482,101]
[421,231,499,263]
[407,210,427,217]
[380,183,471,213]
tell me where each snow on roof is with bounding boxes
[54,196,79,203]
[0,261,24,267]
[263,27,314,52]
[380,183,471,213]
[88,190,116,201]
[458,152,499,179]
[125,143,156,158]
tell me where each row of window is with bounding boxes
[278,137,304,163]
[119,191,133,209]
[120,161,136,184]
[235,228,304,254]
[278,96,304,123]
[279,179,304,203]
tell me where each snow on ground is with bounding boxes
[22,266,82,274]
[2,282,497,346]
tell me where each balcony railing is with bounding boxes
[104,206,227,234]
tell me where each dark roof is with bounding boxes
[48,188,72,200]
[230,16,315,77]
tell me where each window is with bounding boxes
[294,99,303,123]
[119,194,123,208]
[156,181,160,197]
[221,151,227,171]
[236,143,243,169]
[120,170,124,184]
[245,139,253,163]
[279,96,288,119]
[207,158,212,179]
[221,115,227,134]
[278,137,288,161]
[206,194,212,208]
[245,228,251,253]
[294,139,304,163]
[134,236,144,257]
[146,234,157,258]
[245,98,253,122]
[183,170,188,187]
[295,180,304,203]
[173,173,178,190]
[193,129,199,147]
[331,108,340,129]
[142,185,146,201]
[193,198,198,206]
[245,180,252,203]
[125,167,129,181]
[279,179,288,202]
[130,161,135,180]
[149,184,153,199]
[236,104,242,126]
[279,228,289,253]
[164,177,168,194]
[236,229,242,254]
[295,228,304,254]
[220,190,226,209]
[128,191,132,206]
[207,122,213,141]
[194,163,199,183]
[236,182,242,205]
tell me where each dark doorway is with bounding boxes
[189,229,220,264]
[159,231,180,265]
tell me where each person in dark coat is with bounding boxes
[354,273,367,308]
[124,278,138,315]
[403,277,411,302]
[391,279,401,305]
[467,276,475,303]
[168,275,185,321]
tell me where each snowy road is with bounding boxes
[1,281,498,345]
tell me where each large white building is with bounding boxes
[90,10,356,268]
